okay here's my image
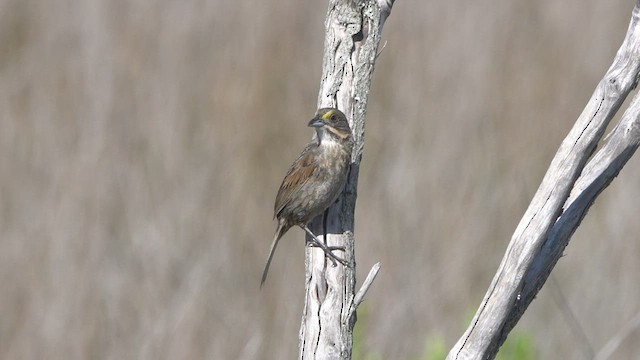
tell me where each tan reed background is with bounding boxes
[1,0,639,358]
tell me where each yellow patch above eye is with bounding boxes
[321,110,334,120]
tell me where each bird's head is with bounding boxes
[308,108,352,144]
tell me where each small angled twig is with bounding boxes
[347,262,381,320]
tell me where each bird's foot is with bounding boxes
[306,240,349,267]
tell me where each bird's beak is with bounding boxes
[308,117,325,128]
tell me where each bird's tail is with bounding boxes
[261,220,288,288]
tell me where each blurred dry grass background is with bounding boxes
[1,0,640,359]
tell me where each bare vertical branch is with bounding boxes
[447,2,640,359]
[299,1,394,359]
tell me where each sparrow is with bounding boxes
[261,108,354,287]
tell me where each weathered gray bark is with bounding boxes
[299,1,394,359]
[447,2,640,359]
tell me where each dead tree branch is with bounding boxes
[447,2,640,359]
[299,1,394,359]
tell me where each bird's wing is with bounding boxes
[274,144,316,217]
